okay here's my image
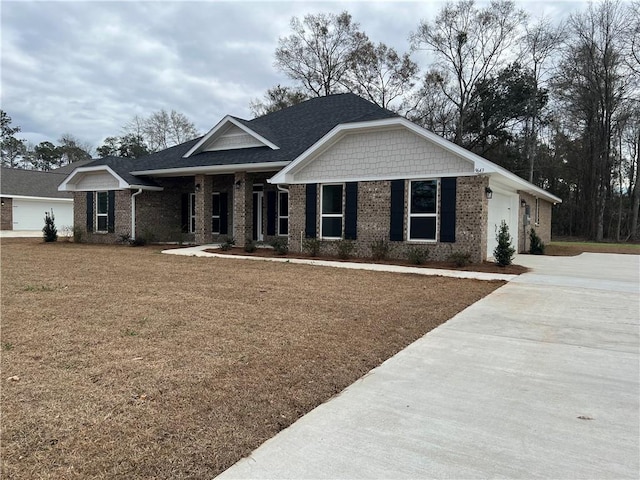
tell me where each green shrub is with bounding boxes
[303,238,321,257]
[494,220,516,266]
[244,238,257,253]
[336,239,355,260]
[370,239,390,261]
[42,210,58,242]
[220,237,235,251]
[529,228,545,255]
[407,246,429,265]
[270,237,289,255]
[447,251,472,267]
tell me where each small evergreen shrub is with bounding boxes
[529,228,545,255]
[220,236,235,251]
[302,238,321,257]
[447,251,472,267]
[118,233,132,244]
[42,210,58,242]
[370,239,390,261]
[407,246,429,265]
[336,239,355,260]
[494,220,516,266]
[244,238,257,253]
[270,237,289,255]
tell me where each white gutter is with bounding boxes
[130,161,290,177]
[131,188,143,240]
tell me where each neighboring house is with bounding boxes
[59,94,561,262]
[1,161,90,231]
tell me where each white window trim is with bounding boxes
[95,191,108,233]
[212,192,221,234]
[277,190,289,236]
[407,179,439,243]
[320,183,344,240]
[189,193,196,234]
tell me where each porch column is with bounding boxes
[233,171,252,247]
[194,174,213,244]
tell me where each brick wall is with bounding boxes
[517,191,553,252]
[75,190,132,244]
[1,197,13,230]
[287,176,489,262]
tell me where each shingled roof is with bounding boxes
[83,94,397,179]
[1,167,75,199]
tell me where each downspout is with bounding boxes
[131,188,143,240]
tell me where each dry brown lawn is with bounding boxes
[1,239,502,479]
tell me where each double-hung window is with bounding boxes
[321,184,343,239]
[408,180,438,241]
[278,191,289,236]
[212,193,221,234]
[96,191,109,232]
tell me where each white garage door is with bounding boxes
[12,199,73,231]
[487,190,518,259]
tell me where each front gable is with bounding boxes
[183,116,279,158]
[293,127,474,184]
[58,166,129,191]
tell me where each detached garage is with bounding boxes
[1,165,87,232]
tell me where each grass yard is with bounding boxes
[1,239,502,479]
[546,240,640,256]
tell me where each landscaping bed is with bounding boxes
[205,246,529,275]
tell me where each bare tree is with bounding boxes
[411,0,528,145]
[344,42,418,110]
[554,0,631,241]
[124,110,199,152]
[521,17,564,182]
[249,85,309,117]
[403,71,457,139]
[274,11,369,97]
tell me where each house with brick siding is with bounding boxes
[59,93,561,262]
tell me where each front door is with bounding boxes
[252,189,264,241]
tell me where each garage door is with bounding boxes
[12,199,73,231]
[486,190,518,259]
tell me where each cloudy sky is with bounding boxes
[1,0,587,152]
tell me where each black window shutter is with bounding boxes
[181,193,189,233]
[86,192,94,231]
[344,182,358,240]
[440,177,456,243]
[107,191,116,233]
[390,180,405,241]
[219,192,228,235]
[266,190,276,236]
[305,184,317,238]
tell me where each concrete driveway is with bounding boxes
[217,253,639,479]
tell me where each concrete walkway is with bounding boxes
[217,253,640,479]
[162,244,516,281]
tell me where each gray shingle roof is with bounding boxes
[85,94,397,181]
[1,167,73,199]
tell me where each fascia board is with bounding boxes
[2,194,73,202]
[131,161,290,177]
[269,171,477,185]
[183,116,279,158]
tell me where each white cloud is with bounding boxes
[1,0,585,152]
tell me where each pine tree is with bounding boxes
[529,228,545,255]
[42,210,58,242]
[494,220,515,266]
